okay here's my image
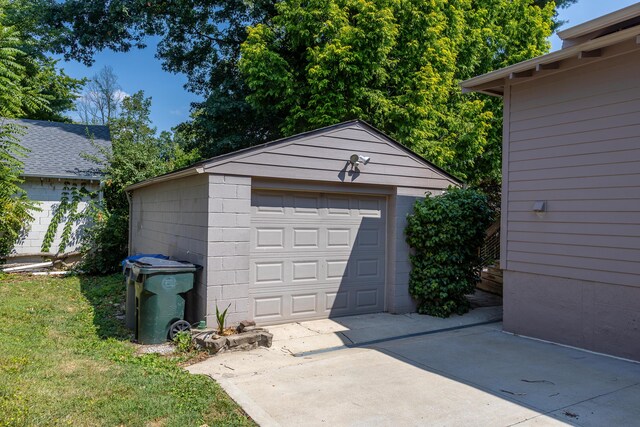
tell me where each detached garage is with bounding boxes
[127,120,459,326]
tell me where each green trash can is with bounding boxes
[122,254,169,330]
[132,257,197,344]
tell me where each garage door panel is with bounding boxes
[250,190,386,324]
[253,296,283,319]
[291,294,318,315]
[255,227,285,248]
[292,228,320,248]
[292,261,319,281]
[356,228,383,249]
[254,262,284,284]
[253,193,285,214]
[292,194,321,215]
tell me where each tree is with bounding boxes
[0,0,83,122]
[0,22,39,256]
[80,91,195,273]
[77,66,123,125]
[29,0,574,175]
[239,0,555,183]
[0,1,84,258]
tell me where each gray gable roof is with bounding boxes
[8,118,111,180]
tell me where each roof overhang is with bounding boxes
[460,24,640,96]
[557,3,640,42]
[21,173,104,182]
[124,166,204,192]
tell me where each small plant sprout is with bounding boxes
[215,302,232,335]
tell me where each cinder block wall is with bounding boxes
[206,174,252,326]
[15,178,100,254]
[129,174,209,322]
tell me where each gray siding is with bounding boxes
[504,270,640,361]
[204,123,457,190]
[129,174,209,322]
[505,50,640,287]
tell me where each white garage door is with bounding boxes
[250,190,386,324]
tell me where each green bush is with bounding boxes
[0,123,39,259]
[79,204,128,274]
[405,187,493,317]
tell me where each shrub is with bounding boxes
[405,187,494,317]
[79,203,128,274]
[0,123,39,259]
[173,331,194,354]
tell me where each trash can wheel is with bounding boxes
[169,320,191,340]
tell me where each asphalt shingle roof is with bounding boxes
[7,118,111,180]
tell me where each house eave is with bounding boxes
[21,173,104,182]
[125,166,203,192]
[557,3,640,41]
[460,25,640,94]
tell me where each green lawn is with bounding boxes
[0,273,254,427]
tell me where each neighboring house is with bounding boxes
[127,120,460,326]
[461,4,640,361]
[9,119,111,258]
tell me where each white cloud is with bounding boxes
[113,89,130,102]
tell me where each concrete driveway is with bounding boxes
[187,308,640,426]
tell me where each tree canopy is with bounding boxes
[239,0,555,182]
[24,0,575,183]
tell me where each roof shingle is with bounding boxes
[6,118,111,180]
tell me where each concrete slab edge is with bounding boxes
[295,318,503,357]
[501,330,640,365]
[214,375,281,427]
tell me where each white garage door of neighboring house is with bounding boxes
[250,190,386,324]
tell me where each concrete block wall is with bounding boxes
[14,178,100,254]
[129,174,209,322]
[206,174,252,327]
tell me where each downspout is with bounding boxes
[126,190,133,256]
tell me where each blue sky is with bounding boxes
[57,0,639,133]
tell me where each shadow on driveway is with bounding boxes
[188,308,640,427]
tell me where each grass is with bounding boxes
[0,273,254,427]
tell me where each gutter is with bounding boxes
[21,174,104,182]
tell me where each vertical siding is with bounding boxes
[506,50,640,287]
[130,174,209,322]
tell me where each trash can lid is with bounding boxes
[133,257,197,273]
[121,253,169,267]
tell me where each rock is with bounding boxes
[200,335,227,354]
[195,328,272,354]
[259,332,273,348]
[227,332,259,347]
[236,320,256,333]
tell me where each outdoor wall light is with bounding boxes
[349,153,371,170]
[532,201,546,213]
